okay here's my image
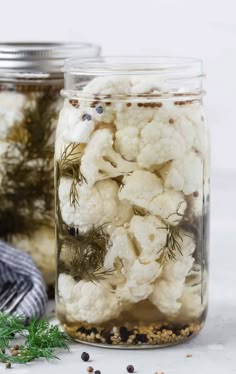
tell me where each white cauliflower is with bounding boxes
[58,177,132,232]
[129,215,167,262]
[150,280,184,315]
[137,121,186,168]
[178,267,208,321]
[129,75,166,95]
[150,189,187,225]
[154,101,208,157]
[119,170,163,207]
[115,105,156,130]
[117,259,161,303]
[0,92,27,140]
[180,283,207,321]
[83,75,131,96]
[80,128,138,186]
[149,233,195,316]
[58,274,121,324]
[186,190,203,217]
[160,151,203,195]
[119,170,186,225]
[55,101,96,161]
[104,227,137,283]
[115,127,140,161]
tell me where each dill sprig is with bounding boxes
[0,89,59,240]
[156,201,192,264]
[59,225,113,283]
[0,314,25,350]
[157,224,184,263]
[0,314,70,365]
[59,143,87,206]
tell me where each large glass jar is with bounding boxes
[0,43,100,291]
[56,57,210,347]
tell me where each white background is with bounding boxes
[0,0,235,175]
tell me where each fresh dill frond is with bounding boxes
[58,143,87,207]
[0,314,25,349]
[60,225,113,283]
[157,224,184,264]
[0,89,59,240]
[0,313,70,365]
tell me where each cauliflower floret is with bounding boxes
[178,267,208,321]
[160,151,203,195]
[153,101,208,157]
[55,101,95,155]
[104,227,137,280]
[150,189,187,225]
[186,190,204,217]
[130,75,165,95]
[129,215,167,262]
[183,103,208,156]
[59,177,132,232]
[117,259,161,303]
[149,233,195,316]
[180,283,207,320]
[0,92,27,140]
[115,127,140,161]
[83,76,131,96]
[81,76,130,124]
[58,274,121,324]
[150,280,184,315]
[115,105,156,130]
[119,170,186,225]
[119,170,163,207]
[80,129,138,186]
[137,121,186,168]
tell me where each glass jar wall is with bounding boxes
[0,43,100,290]
[55,57,210,347]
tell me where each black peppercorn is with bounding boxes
[5,362,11,369]
[81,351,90,362]
[119,326,129,342]
[127,365,135,373]
[82,113,92,121]
[96,106,103,114]
[94,371,101,374]
[68,227,76,236]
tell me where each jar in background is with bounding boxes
[0,43,100,291]
[55,57,210,347]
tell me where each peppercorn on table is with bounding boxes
[0,173,234,374]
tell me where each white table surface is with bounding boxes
[1,173,235,374]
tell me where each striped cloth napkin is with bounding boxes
[0,241,48,320]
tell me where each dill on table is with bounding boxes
[0,313,70,365]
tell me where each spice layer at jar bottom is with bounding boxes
[55,73,210,347]
[0,83,62,286]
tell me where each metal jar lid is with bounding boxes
[0,42,101,81]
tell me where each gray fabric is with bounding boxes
[0,241,48,320]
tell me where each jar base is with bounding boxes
[63,321,205,349]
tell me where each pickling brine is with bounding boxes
[55,57,209,347]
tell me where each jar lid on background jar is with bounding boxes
[0,43,101,81]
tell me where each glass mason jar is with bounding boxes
[0,43,100,291]
[56,57,210,347]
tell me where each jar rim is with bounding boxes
[64,56,203,76]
